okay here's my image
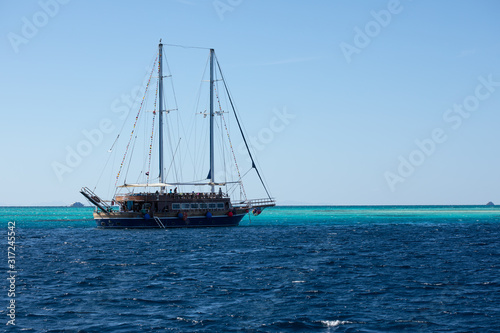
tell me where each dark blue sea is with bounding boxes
[1,206,499,332]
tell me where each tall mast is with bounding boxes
[158,41,165,186]
[209,49,215,193]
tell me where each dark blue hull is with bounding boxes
[95,213,245,228]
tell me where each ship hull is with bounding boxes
[94,213,246,228]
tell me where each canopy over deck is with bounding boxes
[117,183,172,188]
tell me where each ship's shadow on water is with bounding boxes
[3,214,499,332]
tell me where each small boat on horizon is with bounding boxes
[81,40,275,228]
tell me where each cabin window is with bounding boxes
[181,203,190,210]
[217,203,224,209]
[190,203,199,209]
[208,203,216,209]
[172,203,180,210]
[200,203,208,209]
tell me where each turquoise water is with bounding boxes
[260,205,500,225]
[2,205,499,228]
[0,206,95,228]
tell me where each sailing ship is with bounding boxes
[81,41,275,228]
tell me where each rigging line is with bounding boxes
[194,106,209,180]
[114,55,158,187]
[163,53,179,112]
[214,72,228,186]
[218,88,247,201]
[134,171,144,190]
[214,116,228,185]
[93,151,113,193]
[166,114,181,184]
[106,146,117,199]
[226,181,243,197]
[173,101,185,184]
[181,178,216,183]
[194,55,213,180]
[163,43,211,50]
[199,127,209,180]
[215,55,273,199]
[93,135,120,192]
[226,167,251,197]
[115,55,159,141]
[108,149,117,198]
[108,134,120,153]
[191,55,210,177]
[165,138,182,180]
[168,110,181,185]
[142,90,150,178]
[161,50,185,185]
[221,116,227,185]
[241,167,253,179]
[173,105,187,183]
[146,72,160,184]
[115,134,137,198]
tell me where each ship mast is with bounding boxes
[158,41,165,189]
[209,49,215,193]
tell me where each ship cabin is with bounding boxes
[114,190,232,214]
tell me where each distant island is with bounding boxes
[69,202,85,208]
[486,202,494,206]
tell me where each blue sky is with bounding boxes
[1,0,500,205]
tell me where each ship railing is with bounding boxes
[233,198,276,209]
[119,192,229,200]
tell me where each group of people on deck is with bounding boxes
[165,187,225,199]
